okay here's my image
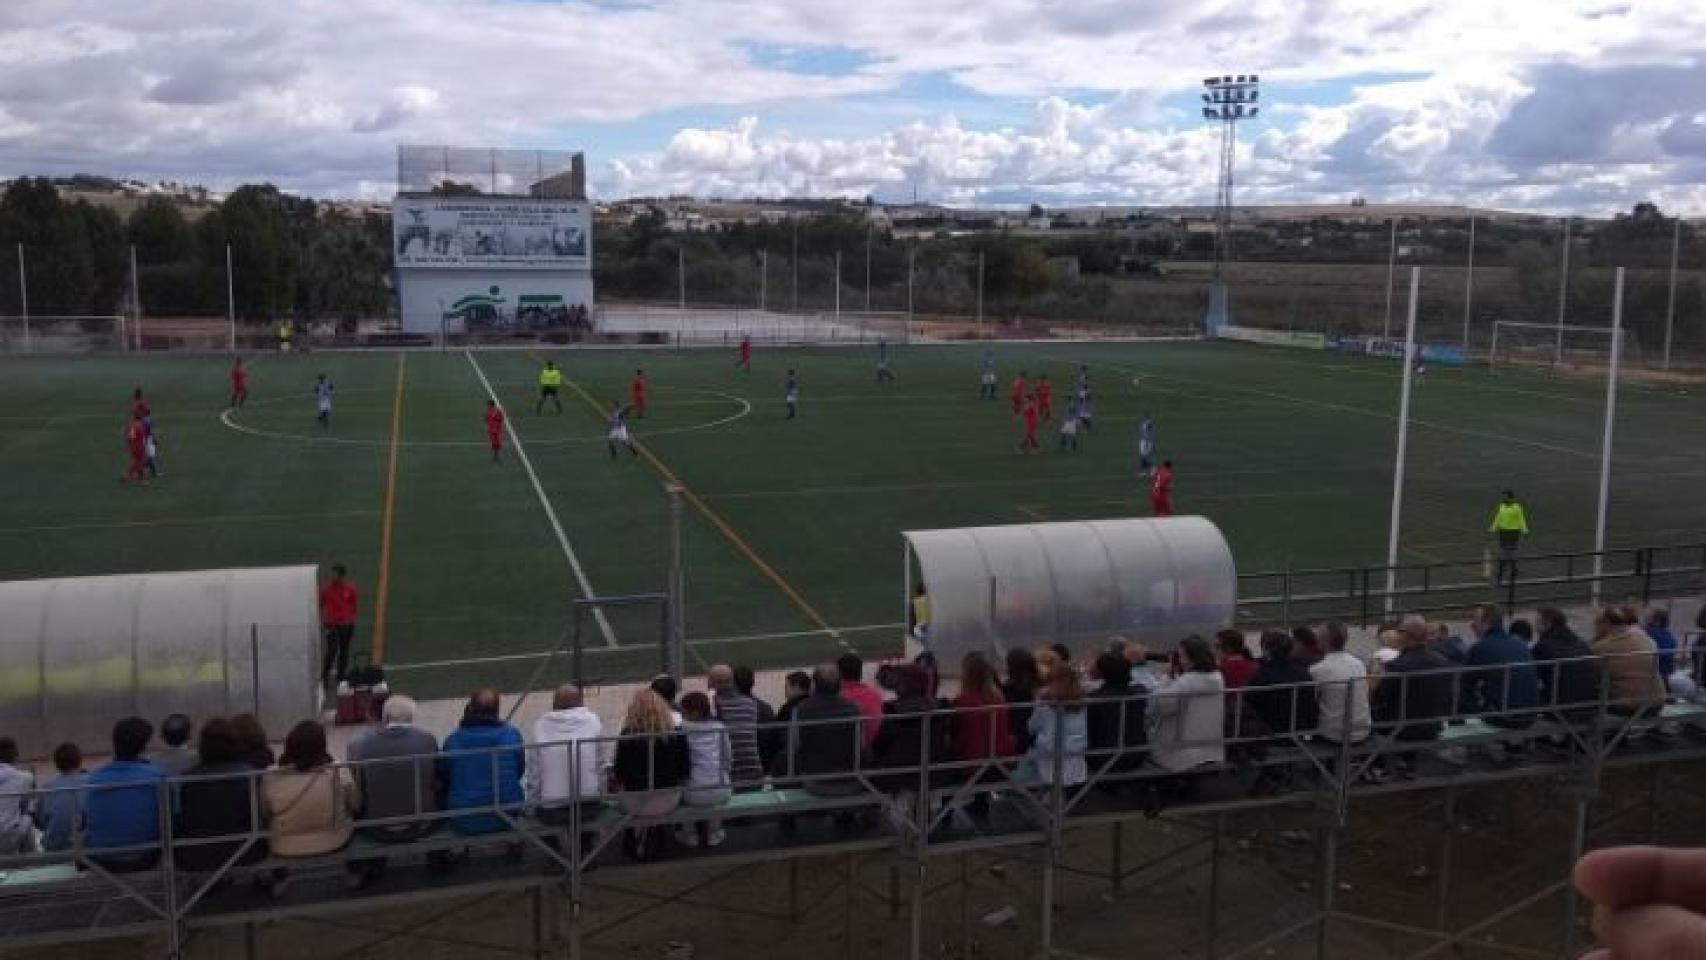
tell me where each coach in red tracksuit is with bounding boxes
[318,565,359,686]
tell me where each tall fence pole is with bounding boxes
[1663,217,1680,370]
[864,222,872,313]
[976,251,985,333]
[1384,267,1422,615]
[225,243,237,352]
[1461,215,1476,353]
[907,246,915,318]
[1554,217,1572,368]
[664,482,686,680]
[1382,218,1397,339]
[759,250,768,312]
[834,251,841,319]
[129,244,142,352]
[791,218,799,312]
[677,246,686,312]
[16,242,28,354]
[1592,268,1625,605]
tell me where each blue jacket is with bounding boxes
[439,717,526,835]
[1464,629,1539,726]
[34,771,87,852]
[1648,626,1678,678]
[83,760,166,851]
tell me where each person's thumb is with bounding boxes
[1597,903,1706,960]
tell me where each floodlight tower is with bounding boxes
[1200,72,1260,334]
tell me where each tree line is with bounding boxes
[0,178,390,320]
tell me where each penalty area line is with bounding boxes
[465,350,618,648]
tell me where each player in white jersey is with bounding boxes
[979,349,997,398]
[607,403,637,459]
[1138,413,1156,476]
[314,374,334,429]
[1077,387,1095,431]
[1057,398,1082,453]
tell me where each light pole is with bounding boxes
[1200,72,1261,335]
[1382,218,1397,339]
[1554,216,1572,367]
[1461,214,1476,353]
[1663,217,1681,370]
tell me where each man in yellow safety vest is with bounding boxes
[1489,489,1529,589]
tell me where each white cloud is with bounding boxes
[0,0,1702,212]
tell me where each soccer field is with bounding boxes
[4,340,1704,698]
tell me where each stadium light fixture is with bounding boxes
[1200,70,1262,334]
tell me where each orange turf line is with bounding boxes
[559,375,840,640]
[371,353,407,663]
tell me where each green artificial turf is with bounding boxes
[4,340,1703,697]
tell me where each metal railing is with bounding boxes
[1236,542,1706,627]
[0,646,1700,957]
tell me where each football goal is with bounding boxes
[0,315,128,355]
[1488,321,1640,373]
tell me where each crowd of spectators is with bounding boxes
[0,602,1694,876]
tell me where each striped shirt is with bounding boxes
[712,691,765,788]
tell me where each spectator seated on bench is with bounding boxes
[526,685,604,831]
[1370,620,1453,779]
[612,689,689,860]
[175,718,267,872]
[440,689,526,837]
[1463,604,1539,732]
[261,721,360,894]
[84,717,166,873]
[1147,636,1226,802]
[679,692,733,848]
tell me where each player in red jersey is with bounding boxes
[1017,395,1040,454]
[630,369,648,419]
[1010,371,1028,418]
[1150,460,1175,517]
[230,358,248,409]
[1036,374,1053,421]
[737,335,752,371]
[122,414,147,485]
[130,387,150,420]
[484,400,505,462]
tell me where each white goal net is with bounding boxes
[0,315,128,355]
[1488,321,1641,373]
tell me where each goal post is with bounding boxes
[1488,321,1640,373]
[0,315,128,355]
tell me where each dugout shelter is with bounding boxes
[0,566,322,758]
[903,517,1236,675]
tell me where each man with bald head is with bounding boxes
[441,687,526,835]
[529,683,605,827]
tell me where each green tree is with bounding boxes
[127,198,192,264]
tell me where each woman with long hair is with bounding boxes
[1024,663,1088,786]
[612,689,689,860]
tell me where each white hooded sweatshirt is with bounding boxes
[528,707,605,808]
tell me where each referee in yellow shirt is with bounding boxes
[1489,489,1529,589]
[536,360,564,415]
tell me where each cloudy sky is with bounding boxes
[2,0,1704,213]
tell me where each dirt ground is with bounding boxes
[14,763,1701,960]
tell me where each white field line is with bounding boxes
[385,621,904,672]
[464,350,617,648]
[1055,353,1602,462]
